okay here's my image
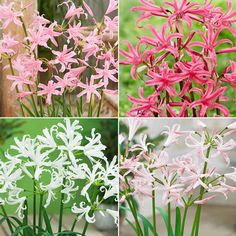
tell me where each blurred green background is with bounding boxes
[0,118,118,215]
[119,0,236,116]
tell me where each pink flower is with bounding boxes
[54,75,77,93]
[175,61,212,97]
[43,22,61,47]
[146,63,183,96]
[223,61,236,88]
[128,119,143,141]
[128,88,162,117]
[190,85,229,117]
[162,124,182,147]
[194,195,216,205]
[225,168,236,183]
[77,77,104,103]
[120,41,143,80]
[67,22,86,44]
[140,24,183,58]
[7,75,34,91]
[0,3,23,29]
[52,45,77,72]
[106,0,118,15]
[17,91,33,101]
[104,16,118,39]
[65,66,86,79]
[0,34,20,57]
[62,1,85,22]
[94,62,118,88]
[38,81,60,105]
[26,25,50,52]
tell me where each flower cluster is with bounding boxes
[0,0,118,117]
[120,0,236,117]
[0,119,118,226]
[119,119,236,236]
[120,119,236,206]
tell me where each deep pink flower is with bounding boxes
[128,88,162,117]
[190,85,229,117]
[140,24,183,58]
[38,81,60,105]
[120,42,143,80]
[52,45,77,72]
[223,61,236,88]
[77,77,104,103]
[146,63,183,96]
[175,61,212,97]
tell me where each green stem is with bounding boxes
[33,180,36,234]
[8,58,25,116]
[58,179,66,233]
[88,94,94,117]
[152,189,157,236]
[181,206,188,236]
[38,194,44,236]
[27,84,39,117]
[168,202,171,236]
[1,205,14,234]
[97,90,104,117]
[192,147,211,236]
[82,221,89,236]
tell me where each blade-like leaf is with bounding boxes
[156,207,174,236]
[126,219,137,234]
[43,208,53,235]
[175,207,181,236]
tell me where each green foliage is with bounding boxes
[0,120,24,145]
[119,0,236,116]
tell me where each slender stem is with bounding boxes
[152,189,157,236]
[181,206,188,236]
[82,221,89,236]
[192,147,211,236]
[88,94,94,117]
[62,92,66,116]
[58,178,66,233]
[8,58,25,116]
[168,202,171,236]
[38,194,44,236]
[33,179,36,234]
[97,90,104,117]
[1,205,14,234]
[27,84,39,117]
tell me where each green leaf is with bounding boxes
[175,207,181,236]
[126,219,137,234]
[43,208,53,235]
[156,207,174,236]
[0,216,7,226]
[56,230,83,235]
[21,102,36,116]
[12,225,34,236]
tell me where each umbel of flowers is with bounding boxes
[120,0,236,117]
[120,119,236,236]
[0,119,118,235]
[0,0,118,117]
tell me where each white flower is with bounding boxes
[37,126,57,149]
[61,179,79,204]
[0,161,23,192]
[227,122,236,130]
[7,187,26,219]
[72,202,95,223]
[39,171,63,208]
[83,129,106,162]
[106,209,118,226]
[225,168,236,183]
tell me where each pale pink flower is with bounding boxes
[67,22,86,44]
[43,22,61,47]
[17,91,33,101]
[162,124,182,147]
[194,195,216,205]
[63,1,85,22]
[127,119,143,141]
[52,45,77,72]
[7,75,34,91]
[94,62,118,88]
[38,81,60,105]
[0,34,20,57]
[54,75,77,93]
[104,16,118,39]
[106,0,118,15]
[0,3,23,29]
[130,134,153,154]
[224,168,236,183]
[77,77,104,103]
